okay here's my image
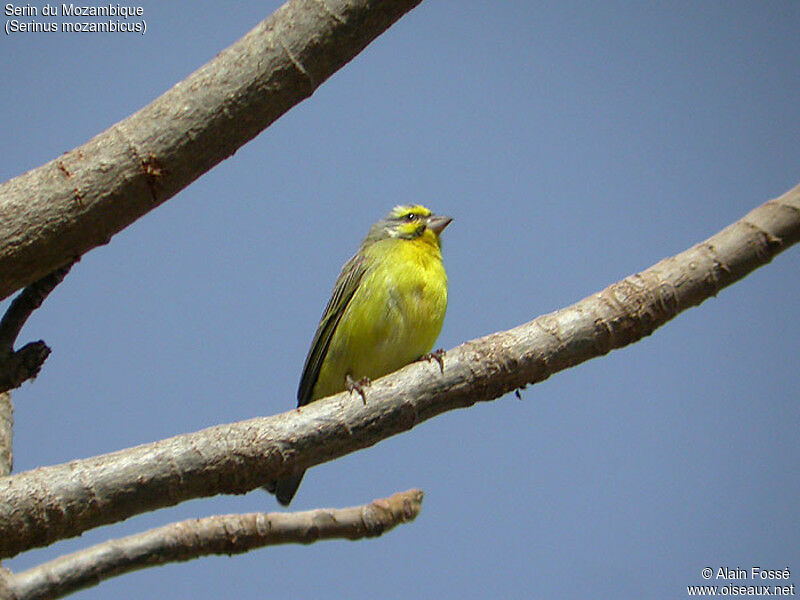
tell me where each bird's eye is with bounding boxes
[404,213,418,222]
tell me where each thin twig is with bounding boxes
[0,262,75,393]
[0,262,74,351]
[8,489,423,600]
[0,392,12,600]
[0,392,11,477]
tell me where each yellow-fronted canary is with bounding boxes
[267,205,452,505]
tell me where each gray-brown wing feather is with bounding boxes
[296,253,367,406]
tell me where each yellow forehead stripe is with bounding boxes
[392,205,432,219]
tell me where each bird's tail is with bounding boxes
[264,470,306,506]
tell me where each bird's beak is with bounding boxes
[427,214,453,235]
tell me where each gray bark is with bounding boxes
[8,489,423,600]
[0,393,10,478]
[0,0,422,301]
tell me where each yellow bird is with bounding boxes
[267,205,452,505]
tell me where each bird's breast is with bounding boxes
[314,238,448,397]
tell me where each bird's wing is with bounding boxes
[296,252,367,406]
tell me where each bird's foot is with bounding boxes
[346,374,371,404]
[420,348,445,373]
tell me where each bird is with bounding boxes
[266,204,452,506]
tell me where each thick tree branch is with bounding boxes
[0,0,422,302]
[0,183,797,559]
[8,489,423,600]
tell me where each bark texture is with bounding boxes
[0,0,422,302]
[0,395,11,600]
[0,393,10,478]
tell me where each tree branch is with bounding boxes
[0,183,797,560]
[0,393,12,600]
[7,489,423,600]
[0,263,75,394]
[0,263,74,353]
[0,393,11,600]
[0,393,11,478]
[0,263,75,599]
[0,392,10,594]
[0,0,422,302]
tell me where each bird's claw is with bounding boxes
[420,348,445,373]
[346,374,371,404]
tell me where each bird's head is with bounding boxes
[365,205,452,246]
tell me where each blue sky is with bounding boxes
[2,2,799,598]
